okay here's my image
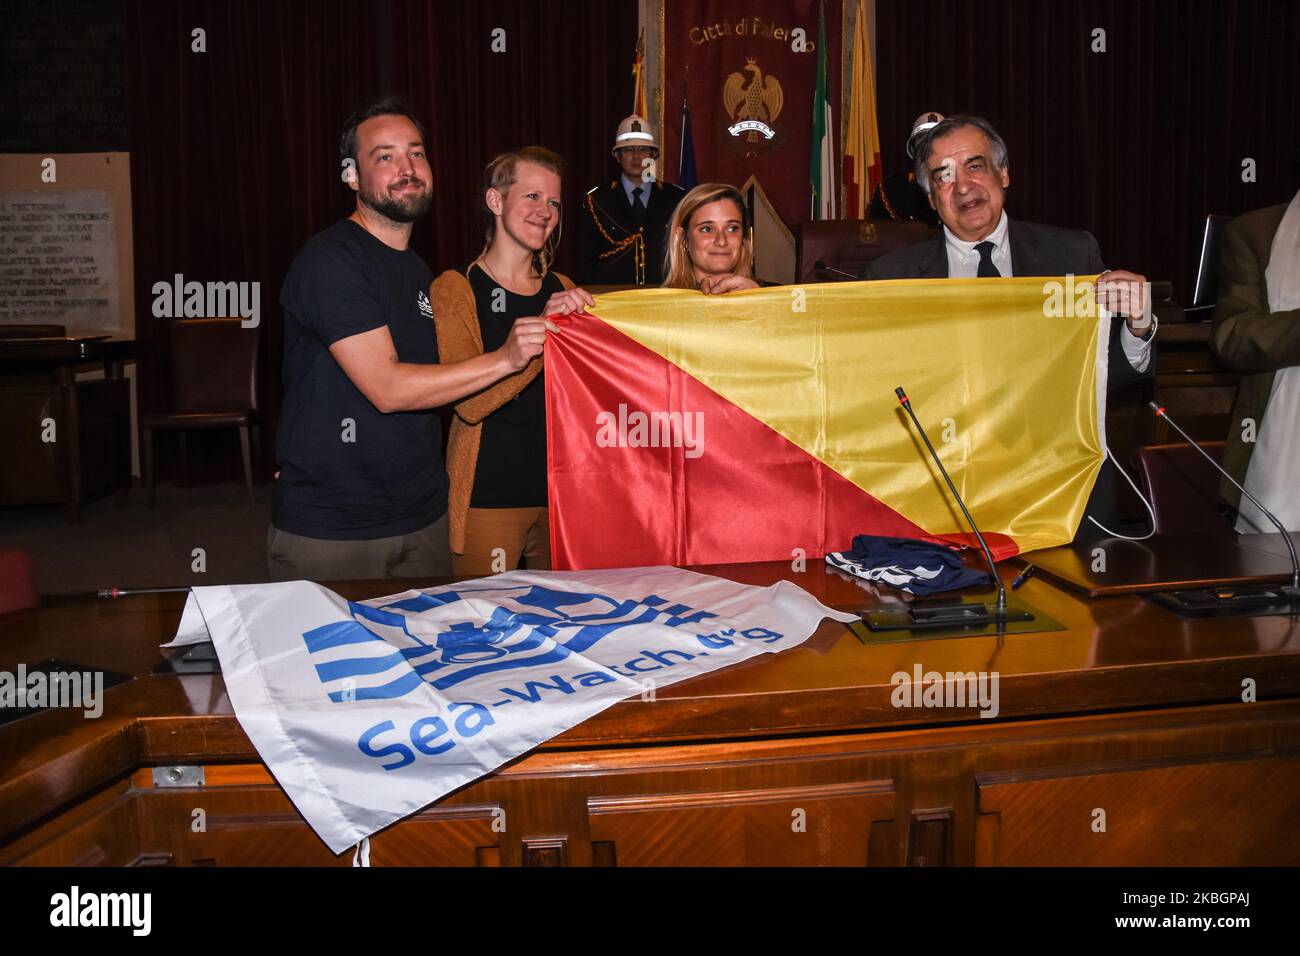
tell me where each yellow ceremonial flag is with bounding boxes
[845,0,882,218]
[632,29,648,119]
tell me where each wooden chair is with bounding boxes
[1132,441,1233,536]
[0,550,38,615]
[142,319,259,505]
[794,220,933,284]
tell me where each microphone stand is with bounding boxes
[813,260,861,282]
[1148,402,1300,617]
[97,586,192,599]
[862,387,1035,631]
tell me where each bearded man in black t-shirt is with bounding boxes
[270,95,557,582]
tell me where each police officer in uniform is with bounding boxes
[869,111,944,226]
[579,115,687,285]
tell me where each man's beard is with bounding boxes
[359,176,432,223]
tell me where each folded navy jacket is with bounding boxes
[824,534,993,596]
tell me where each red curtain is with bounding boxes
[124,0,381,479]
[121,0,1294,479]
[874,0,1300,300]
[124,0,638,477]
[390,0,640,279]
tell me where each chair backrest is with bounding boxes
[1191,214,1231,307]
[1133,441,1232,535]
[168,318,259,413]
[795,220,932,284]
[0,549,38,615]
[0,324,67,339]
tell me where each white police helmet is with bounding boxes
[906,111,945,159]
[612,115,658,157]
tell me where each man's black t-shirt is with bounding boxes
[468,263,559,508]
[274,219,449,539]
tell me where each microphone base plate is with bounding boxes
[862,600,1034,632]
[1148,585,1300,619]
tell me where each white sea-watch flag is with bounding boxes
[167,567,855,854]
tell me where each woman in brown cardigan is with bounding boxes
[431,146,593,576]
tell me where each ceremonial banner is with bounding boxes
[843,0,882,218]
[662,0,843,227]
[167,568,853,854]
[546,279,1109,570]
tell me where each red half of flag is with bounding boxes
[544,311,1015,571]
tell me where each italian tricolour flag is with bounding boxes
[809,0,836,220]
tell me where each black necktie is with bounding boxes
[631,186,646,223]
[974,240,1001,278]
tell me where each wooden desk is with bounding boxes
[2,562,1298,866]
[1027,532,1296,596]
[0,336,138,521]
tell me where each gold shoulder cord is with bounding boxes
[586,193,646,284]
[877,181,901,221]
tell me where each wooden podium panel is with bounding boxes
[0,779,142,867]
[1236,531,1300,560]
[3,561,1300,866]
[4,765,504,868]
[1026,533,1295,596]
[587,782,894,867]
[7,699,1299,867]
[140,784,351,868]
[977,755,1300,866]
[142,788,503,868]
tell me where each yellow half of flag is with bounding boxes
[582,278,1108,554]
[845,0,882,217]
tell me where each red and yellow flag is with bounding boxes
[632,30,648,120]
[844,0,882,218]
[546,280,1108,571]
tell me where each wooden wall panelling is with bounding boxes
[131,763,504,867]
[587,781,895,867]
[2,776,141,866]
[6,701,1300,866]
[975,753,1300,866]
[376,803,503,867]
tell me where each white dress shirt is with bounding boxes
[943,211,1155,373]
[944,210,1013,279]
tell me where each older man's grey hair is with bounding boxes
[912,115,1010,195]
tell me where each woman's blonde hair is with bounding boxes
[480,146,566,276]
[661,182,754,290]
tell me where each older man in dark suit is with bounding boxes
[863,114,1158,538]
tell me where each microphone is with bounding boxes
[1149,402,1300,613]
[814,260,860,282]
[862,386,1034,631]
[97,586,192,599]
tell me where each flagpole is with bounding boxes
[679,62,688,181]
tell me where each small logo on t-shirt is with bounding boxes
[417,291,433,318]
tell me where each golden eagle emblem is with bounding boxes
[723,58,783,141]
